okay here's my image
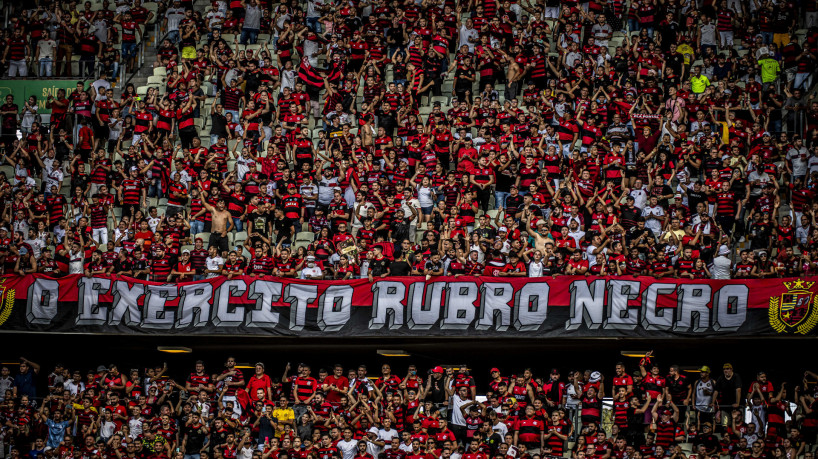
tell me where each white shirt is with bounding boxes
[148,216,162,233]
[44,165,64,191]
[642,205,665,234]
[586,245,606,266]
[787,146,809,176]
[527,260,544,277]
[336,439,357,459]
[165,7,186,31]
[450,394,469,427]
[300,265,322,279]
[37,39,57,59]
[458,26,478,52]
[206,9,225,29]
[379,428,398,443]
[300,184,318,208]
[711,255,732,279]
[205,256,224,278]
[68,250,84,274]
[629,186,649,209]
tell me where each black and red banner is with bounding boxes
[0,274,816,337]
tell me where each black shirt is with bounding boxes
[715,373,743,406]
[389,259,412,276]
[370,257,390,276]
[210,112,228,137]
[273,217,292,242]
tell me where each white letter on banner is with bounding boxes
[674,284,712,332]
[109,281,144,325]
[247,280,281,327]
[26,278,59,324]
[212,279,247,326]
[566,279,605,330]
[514,282,549,331]
[142,285,177,329]
[76,277,111,325]
[440,282,478,330]
[477,282,514,331]
[604,280,641,330]
[318,285,353,331]
[370,281,406,329]
[713,284,748,331]
[408,282,441,329]
[177,282,214,327]
[641,283,676,330]
[284,283,317,331]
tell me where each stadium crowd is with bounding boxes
[0,0,816,281]
[1,356,817,459]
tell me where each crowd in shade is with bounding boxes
[1,356,818,459]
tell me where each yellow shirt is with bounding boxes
[272,407,294,438]
[758,57,780,83]
[690,74,710,94]
[677,44,694,65]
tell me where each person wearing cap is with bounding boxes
[300,255,323,280]
[149,245,173,283]
[692,366,716,426]
[246,362,273,403]
[489,368,508,393]
[170,250,194,282]
[424,367,448,416]
[710,245,732,279]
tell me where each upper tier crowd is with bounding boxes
[0,0,816,280]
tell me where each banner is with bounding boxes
[0,80,80,115]
[0,275,816,337]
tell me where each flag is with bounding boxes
[298,57,324,89]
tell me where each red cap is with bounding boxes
[195,237,203,243]
[490,368,500,373]
[432,366,444,374]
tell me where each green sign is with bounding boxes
[0,80,82,114]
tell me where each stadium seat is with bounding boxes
[147,75,165,85]
[143,2,159,24]
[431,96,449,106]
[153,67,167,77]
[296,232,314,243]
[195,233,210,243]
[244,44,262,53]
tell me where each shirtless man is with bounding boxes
[523,214,552,252]
[202,199,234,256]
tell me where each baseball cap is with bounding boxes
[490,368,500,373]
[723,363,733,369]
[699,366,711,373]
[182,249,190,255]
[432,366,444,374]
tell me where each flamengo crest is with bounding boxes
[769,279,818,334]
[0,278,14,327]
